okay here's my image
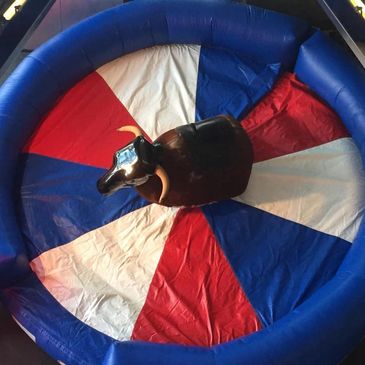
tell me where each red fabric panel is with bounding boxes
[242,73,349,163]
[23,72,148,169]
[24,71,347,168]
[131,208,261,346]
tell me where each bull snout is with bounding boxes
[97,176,113,195]
[97,169,126,196]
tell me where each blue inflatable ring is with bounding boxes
[1,1,365,364]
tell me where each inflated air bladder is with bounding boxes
[1,1,365,364]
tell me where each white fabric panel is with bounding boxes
[235,138,365,243]
[97,45,201,141]
[30,204,178,341]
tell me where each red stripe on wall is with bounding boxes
[23,72,149,169]
[131,208,261,346]
[242,73,349,163]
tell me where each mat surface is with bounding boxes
[14,44,365,348]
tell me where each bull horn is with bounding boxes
[155,165,170,204]
[118,125,143,137]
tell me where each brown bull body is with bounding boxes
[97,115,253,207]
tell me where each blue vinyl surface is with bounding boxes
[16,154,149,260]
[202,200,350,328]
[0,1,365,364]
[196,47,281,121]
[295,31,365,159]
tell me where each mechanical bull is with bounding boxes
[97,115,253,207]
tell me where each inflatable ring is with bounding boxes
[1,1,365,364]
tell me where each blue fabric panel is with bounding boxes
[202,200,350,327]
[0,272,116,365]
[195,46,281,121]
[212,271,365,365]
[16,153,149,260]
[295,31,365,158]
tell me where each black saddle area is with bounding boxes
[175,117,237,171]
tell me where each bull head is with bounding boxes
[97,126,169,203]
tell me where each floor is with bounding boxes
[0,0,364,364]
